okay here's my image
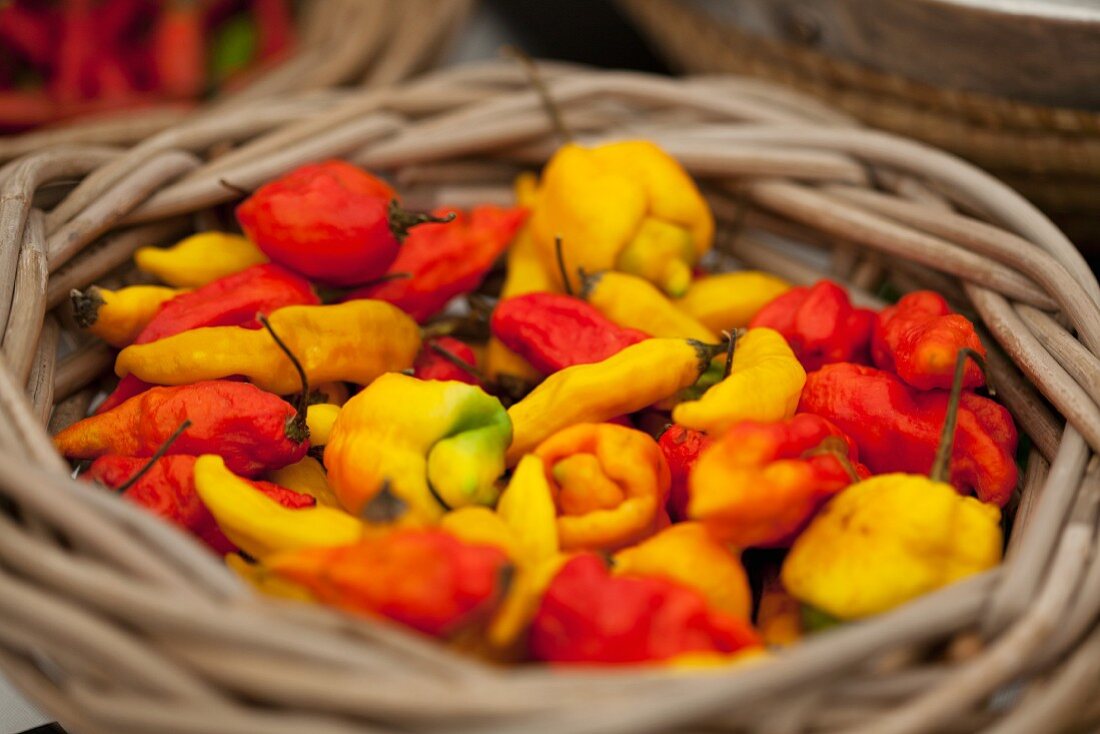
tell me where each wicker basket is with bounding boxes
[2,59,1100,734]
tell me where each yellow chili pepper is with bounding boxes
[506,338,722,464]
[781,473,1003,620]
[496,455,559,565]
[135,232,267,288]
[267,456,340,508]
[675,272,790,333]
[441,507,521,560]
[115,301,420,394]
[581,270,717,342]
[325,373,512,520]
[487,554,568,652]
[193,454,362,559]
[70,284,186,348]
[673,328,806,434]
[305,403,340,446]
[530,141,713,296]
[613,523,752,620]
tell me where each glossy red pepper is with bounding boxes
[872,291,986,390]
[86,454,314,554]
[530,554,761,664]
[346,205,527,322]
[657,424,713,522]
[748,280,876,371]
[491,293,649,375]
[799,363,1017,506]
[97,263,318,414]
[413,337,479,384]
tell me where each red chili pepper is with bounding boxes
[657,424,713,522]
[798,363,1017,506]
[413,337,479,384]
[346,205,528,322]
[56,381,309,477]
[153,0,205,99]
[253,0,294,58]
[490,293,649,375]
[748,280,876,371]
[871,291,986,390]
[530,554,761,664]
[85,454,314,554]
[0,4,56,67]
[52,0,95,104]
[236,160,454,287]
[97,263,318,414]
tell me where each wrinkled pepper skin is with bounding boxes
[872,291,985,390]
[582,270,717,342]
[491,293,647,374]
[613,523,752,620]
[673,328,806,434]
[237,160,406,286]
[86,454,314,554]
[97,263,319,414]
[55,382,308,476]
[689,414,869,547]
[506,338,721,464]
[266,530,511,638]
[116,301,421,395]
[748,280,876,371]
[413,337,479,384]
[530,141,714,297]
[534,423,670,552]
[675,271,790,333]
[799,363,1018,506]
[134,231,267,288]
[782,473,1003,620]
[325,373,512,519]
[194,454,363,559]
[657,425,713,521]
[347,205,527,322]
[70,285,187,348]
[529,554,760,664]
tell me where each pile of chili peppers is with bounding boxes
[0,0,294,130]
[58,136,1018,667]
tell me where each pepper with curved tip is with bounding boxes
[267,456,340,508]
[115,300,421,395]
[70,284,187,348]
[505,338,723,464]
[134,231,267,288]
[324,373,512,520]
[673,328,806,435]
[675,271,790,333]
[581,270,717,342]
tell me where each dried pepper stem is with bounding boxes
[428,340,484,381]
[930,347,987,483]
[258,313,310,443]
[504,45,573,143]
[387,200,456,242]
[554,236,574,296]
[115,419,192,493]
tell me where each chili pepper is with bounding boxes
[346,205,527,322]
[533,422,670,552]
[86,454,314,554]
[413,337,479,384]
[55,381,308,477]
[675,271,791,333]
[134,232,267,288]
[757,572,803,647]
[581,270,717,342]
[612,522,752,620]
[0,5,55,67]
[748,280,877,371]
[657,424,713,521]
[305,403,340,446]
[236,160,453,287]
[530,554,760,664]
[506,338,723,464]
[153,0,204,99]
[688,414,869,547]
[194,454,362,559]
[529,141,714,297]
[872,290,986,390]
[70,285,186,348]
[441,507,522,560]
[325,372,512,519]
[673,328,806,434]
[497,454,560,565]
[265,529,511,638]
[254,0,294,58]
[798,362,1017,506]
[491,293,647,375]
[267,456,339,508]
[115,300,421,395]
[53,0,94,104]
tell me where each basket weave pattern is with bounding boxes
[1,61,1100,734]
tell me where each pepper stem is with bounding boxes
[388,200,456,242]
[929,347,987,483]
[218,178,250,197]
[721,330,738,379]
[115,420,192,494]
[504,46,573,143]
[428,340,484,381]
[258,313,310,444]
[554,236,574,296]
[803,435,861,484]
[70,287,105,328]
